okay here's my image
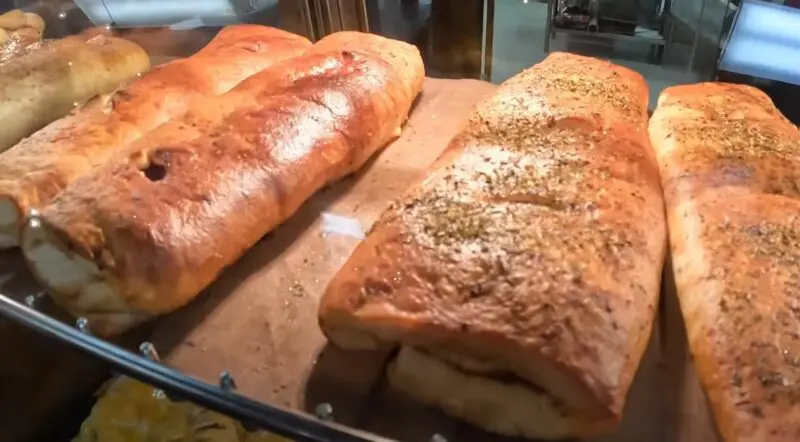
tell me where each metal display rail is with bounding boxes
[0,293,390,442]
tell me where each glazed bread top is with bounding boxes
[0,33,150,151]
[319,51,666,425]
[22,31,423,336]
[650,82,800,442]
[0,25,310,245]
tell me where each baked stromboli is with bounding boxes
[0,10,46,63]
[0,25,310,249]
[650,83,800,442]
[21,31,424,336]
[0,33,148,152]
[318,52,667,439]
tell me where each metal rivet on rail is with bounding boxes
[57,11,67,20]
[75,317,91,334]
[314,403,334,421]
[137,342,171,400]
[26,209,41,230]
[23,292,45,309]
[139,341,161,362]
[219,371,237,391]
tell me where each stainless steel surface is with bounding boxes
[688,0,708,73]
[545,0,665,55]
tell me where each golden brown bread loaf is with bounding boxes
[0,9,46,64]
[0,25,311,249]
[0,10,45,47]
[0,25,122,65]
[318,52,667,439]
[21,31,424,336]
[649,83,800,442]
[0,33,148,152]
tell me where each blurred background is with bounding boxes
[11,0,798,119]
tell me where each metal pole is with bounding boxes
[688,0,708,74]
[545,0,554,53]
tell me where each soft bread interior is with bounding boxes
[324,321,607,423]
[22,218,150,335]
[388,346,582,439]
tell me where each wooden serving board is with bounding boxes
[0,78,718,442]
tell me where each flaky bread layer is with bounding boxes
[22,214,152,335]
[322,304,616,427]
[389,346,610,439]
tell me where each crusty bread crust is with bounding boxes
[319,52,666,437]
[0,33,149,152]
[0,25,311,248]
[22,32,424,336]
[650,82,800,442]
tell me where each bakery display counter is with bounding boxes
[2,77,718,442]
[1,2,799,442]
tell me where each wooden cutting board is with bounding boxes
[134,77,720,442]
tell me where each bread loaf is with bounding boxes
[0,25,310,249]
[0,28,41,63]
[318,52,667,439]
[0,26,118,65]
[649,82,800,442]
[0,11,45,64]
[21,31,424,336]
[0,33,148,152]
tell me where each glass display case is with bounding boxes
[0,1,798,442]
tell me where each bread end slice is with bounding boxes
[388,346,613,439]
[21,213,151,336]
